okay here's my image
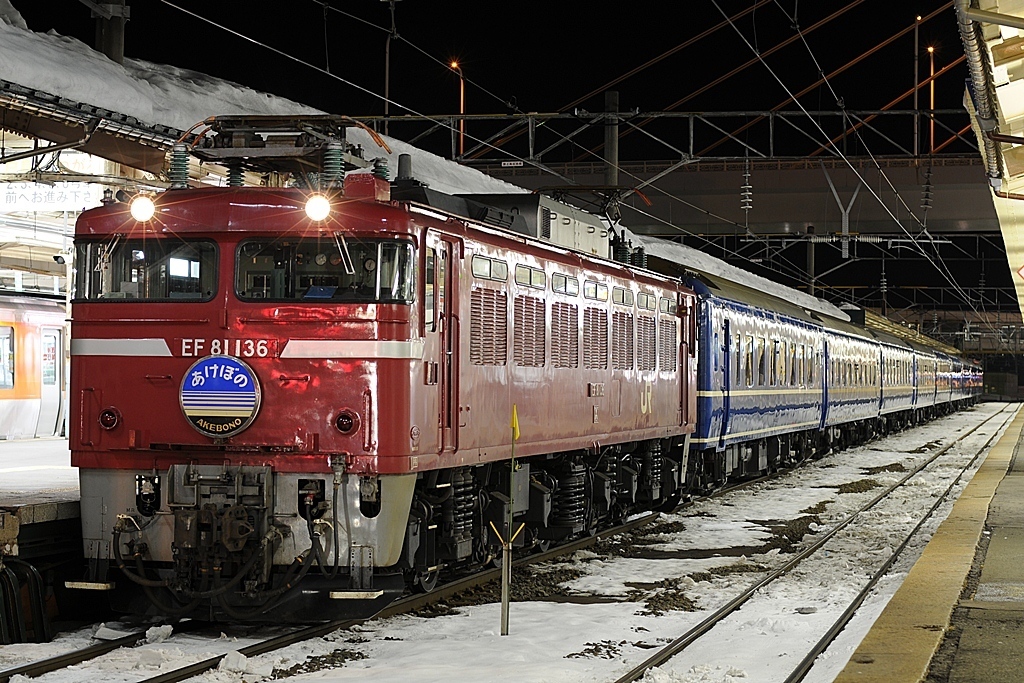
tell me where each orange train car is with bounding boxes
[0,293,67,440]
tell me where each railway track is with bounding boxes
[0,462,778,683]
[1,409,998,683]
[612,403,1019,683]
[0,505,666,683]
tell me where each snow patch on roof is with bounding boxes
[627,229,850,321]
[0,13,524,196]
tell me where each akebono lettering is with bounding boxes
[194,418,244,433]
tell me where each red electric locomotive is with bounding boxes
[68,117,696,621]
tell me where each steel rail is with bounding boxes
[0,621,209,683]
[783,403,1020,683]
[0,453,768,683]
[1,409,975,683]
[129,469,777,682]
[612,403,1013,683]
[132,513,672,683]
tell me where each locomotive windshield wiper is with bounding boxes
[332,232,356,275]
[95,233,122,270]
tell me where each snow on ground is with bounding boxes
[0,403,1003,683]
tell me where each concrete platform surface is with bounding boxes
[0,437,77,508]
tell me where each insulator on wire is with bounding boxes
[227,161,244,187]
[322,141,343,186]
[740,163,753,214]
[921,170,933,213]
[169,143,190,190]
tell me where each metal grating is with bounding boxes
[513,295,546,367]
[659,318,678,372]
[583,307,608,370]
[637,316,657,371]
[470,288,507,366]
[612,311,634,370]
[551,301,579,368]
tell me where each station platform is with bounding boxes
[0,438,79,559]
[835,406,1024,683]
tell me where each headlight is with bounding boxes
[305,194,331,221]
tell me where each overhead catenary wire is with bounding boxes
[771,0,988,321]
[711,0,981,315]
[157,0,985,305]
[761,0,1007,346]
[156,0,575,186]
[156,0,814,284]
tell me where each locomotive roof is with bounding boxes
[74,186,412,236]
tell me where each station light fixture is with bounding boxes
[305,194,332,221]
[129,195,156,222]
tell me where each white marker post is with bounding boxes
[499,404,525,635]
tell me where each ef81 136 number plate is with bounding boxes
[175,338,279,358]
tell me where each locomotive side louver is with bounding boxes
[551,302,579,369]
[660,319,678,372]
[638,316,657,371]
[612,312,634,371]
[513,295,546,367]
[583,307,608,370]
[470,288,508,366]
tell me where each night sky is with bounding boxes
[11,1,965,132]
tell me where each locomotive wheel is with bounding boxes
[412,569,439,593]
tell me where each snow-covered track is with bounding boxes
[0,621,213,683]
[115,512,666,683]
[612,403,1019,683]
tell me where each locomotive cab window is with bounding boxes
[236,238,414,303]
[75,238,217,301]
[0,326,12,389]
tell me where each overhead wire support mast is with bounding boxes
[710,0,981,316]
[764,0,1010,349]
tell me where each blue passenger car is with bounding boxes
[681,272,981,489]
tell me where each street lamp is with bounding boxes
[928,46,935,154]
[450,60,464,158]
